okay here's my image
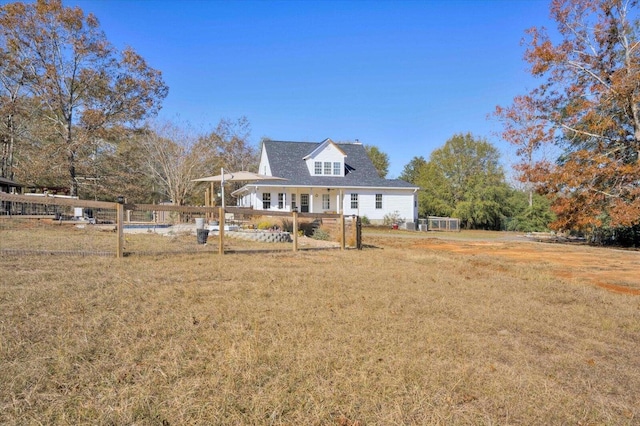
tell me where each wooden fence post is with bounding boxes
[351,215,357,248]
[340,214,345,251]
[218,207,225,255]
[356,215,362,250]
[292,211,298,252]
[116,202,124,258]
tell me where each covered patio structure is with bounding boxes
[192,169,287,210]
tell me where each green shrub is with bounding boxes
[312,227,331,241]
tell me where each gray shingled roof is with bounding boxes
[0,176,23,187]
[258,140,418,189]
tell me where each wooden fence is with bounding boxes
[0,192,361,257]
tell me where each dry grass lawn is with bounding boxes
[1,230,639,425]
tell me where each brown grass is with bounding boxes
[1,231,639,425]
[0,223,308,255]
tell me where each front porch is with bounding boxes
[233,186,345,215]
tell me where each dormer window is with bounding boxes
[306,139,347,176]
[312,160,344,175]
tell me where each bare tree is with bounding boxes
[0,0,168,195]
[141,121,205,206]
[0,42,32,180]
[194,117,259,205]
[196,117,258,174]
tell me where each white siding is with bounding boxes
[304,143,345,176]
[342,190,416,222]
[249,187,297,212]
[308,189,337,213]
[258,146,272,176]
[237,185,416,222]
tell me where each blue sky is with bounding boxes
[71,0,553,178]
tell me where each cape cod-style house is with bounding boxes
[232,139,419,224]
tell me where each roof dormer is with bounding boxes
[303,139,347,177]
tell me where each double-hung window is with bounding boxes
[314,161,322,175]
[324,161,332,175]
[375,194,383,209]
[333,162,341,175]
[350,193,358,209]
[278,193,284,209]
[262,193,271,209]
[291,193,297,211]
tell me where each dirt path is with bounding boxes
[366,231,640,295]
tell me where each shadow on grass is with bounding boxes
[361,243,383,249]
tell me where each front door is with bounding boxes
[300,194,309,213]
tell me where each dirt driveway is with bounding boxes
[365,230,640,296]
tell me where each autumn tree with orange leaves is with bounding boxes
[496,0,640,243]
[0,0,168,196]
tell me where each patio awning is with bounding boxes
[192,169,287,208]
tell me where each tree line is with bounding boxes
[401,0,640,245]
[0,0,257,206]
[2,0,639,245]
[397,133,555,232]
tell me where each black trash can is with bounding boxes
[197,229,210,244]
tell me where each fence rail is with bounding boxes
[1,192,361,257]
[418,216,461,232]
[0,192,115,210]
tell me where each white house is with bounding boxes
[232,139,419,224]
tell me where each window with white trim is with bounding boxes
[375,193,382,209]
[324,161,332,175]
[314,161,322,175]
[262,192,271,209]
[333,162,341,175]
[278,193,284,209]
[291,193,297,210]
[322,194,330,210]
[350,193,358,209]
